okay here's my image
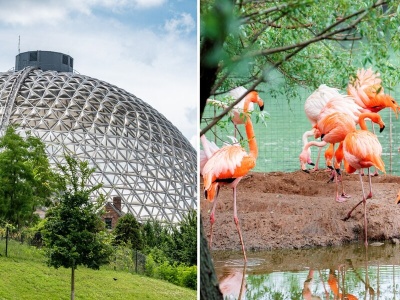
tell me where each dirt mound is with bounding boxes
[200,170,400,251]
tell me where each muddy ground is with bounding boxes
[200,170,400,251]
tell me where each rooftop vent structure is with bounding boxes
[15,50,73,72]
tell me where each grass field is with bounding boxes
[0,240,196,300]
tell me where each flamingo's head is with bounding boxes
[367,91,399,118]
[204,182,219,202]
[318,112,355,144]
[299,149,312,173]
[396,190,400,205]
[247,91,264,111]
[384,95,399,119]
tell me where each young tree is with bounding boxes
[141,219,165,250]
[42,155,112,300]
[167,209,197,266]
[0,126,58,228]
[113,213,144,250]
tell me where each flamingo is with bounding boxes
[302,93,363,173]
[347,68,399,117]
[202,90,264,262]
[300,112,385,202]
[317,95,364,181]
[200,135,238,175]
[302,84,344,170]
[347,67,398,176]
[340,113,385,246]
[300,112,357,202]
[207,86,267,137]
[396,190,400,204]
[201,89,265,174]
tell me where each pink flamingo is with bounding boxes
[207,86,267,137]
[300,112,385,203]
[202,90,264,262]
[302,84,343,170]
[342,113,385,246]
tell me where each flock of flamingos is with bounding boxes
[200,68,400,262]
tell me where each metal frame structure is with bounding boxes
[0,68,197,223]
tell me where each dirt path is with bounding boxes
[200,170,400,251]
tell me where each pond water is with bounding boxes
[212,243,400,300]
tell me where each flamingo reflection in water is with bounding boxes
[302,269,325,300]
[218,266,247,300]
[328,267,358,300]
[302,265,376,300]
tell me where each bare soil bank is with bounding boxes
[200,170,400,251]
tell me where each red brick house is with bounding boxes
[102,196,124,229]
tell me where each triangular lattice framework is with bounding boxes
[0,69,197,223]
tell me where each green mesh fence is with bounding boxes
[201,88,400,175]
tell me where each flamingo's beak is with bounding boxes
[396,191,400,204]
[259,104,264,111]
[299,152,310,173]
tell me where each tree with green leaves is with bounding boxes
[200,0,400,132]
[166,209,197,266]
[113,213,144,250]
[0,126,58,228]
[42,155,112,300]
[141,219,167,250]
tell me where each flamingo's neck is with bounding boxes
[358,112,384,130]
[245,117,257,159]
[304,140,328,151]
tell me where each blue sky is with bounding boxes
[0,0,198,146]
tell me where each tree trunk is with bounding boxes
[200,217,223,300]
[5,226,9,257]
[71,260,75,300]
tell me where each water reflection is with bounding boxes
[219,265,247,300]
[213,243,400,299]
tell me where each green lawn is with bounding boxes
[0,240,196,300]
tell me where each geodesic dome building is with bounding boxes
[0,50,197,224]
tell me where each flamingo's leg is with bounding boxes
[360,171,369,246]
[232,186,247,262]
[342,171,369,246]
[334,170,348,203]
[209,185,220,250]
[342,199,363,221]
[313,147,323,171]
[370,122,379,177]
[367,168,373,199]
[337,170,351,199]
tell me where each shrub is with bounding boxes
[158,261,179,285]
[179,265,197,290]
[144,254,156,277]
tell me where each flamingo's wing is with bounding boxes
[304,84,342,124]
[200,138,220,175]
[348,68,384,107]
[343,130,385,172]
[202,145,248,189]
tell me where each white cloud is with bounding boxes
[0,0,197,144]
[0,0,166,26]
[164,13,195,35]
[190,134,198,149]
[130,0,166,8]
